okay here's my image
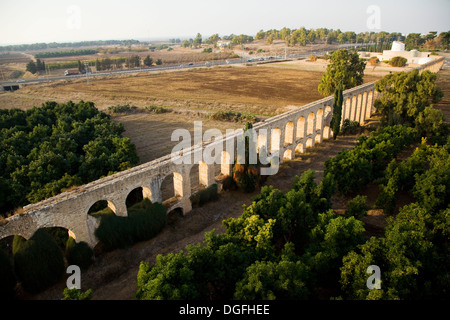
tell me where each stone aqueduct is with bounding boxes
[0,57,444,248]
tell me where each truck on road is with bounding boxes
[64,69,80,76]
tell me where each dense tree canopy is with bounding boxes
[318,49,366,96]
[0,101,139,215]
[374,69,443,127]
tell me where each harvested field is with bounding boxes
[111,109,242,164]
[0,63,382,114]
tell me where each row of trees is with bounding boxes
[135,51,449,300]
[255,28,405,47]
[181,33,254,48]
[405,31,450,50]
[94,55,162,71]
[0,101,139,216]
[34,49,98,59]
[0,40,140,52]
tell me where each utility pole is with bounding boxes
[84,61,90,85]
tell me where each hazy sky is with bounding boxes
[0,0,449,45]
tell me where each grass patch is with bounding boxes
[208,110,257,123]
[107,103,137,113]
[145,105,170,114]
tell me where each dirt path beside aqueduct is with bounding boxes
[30,135,361,300]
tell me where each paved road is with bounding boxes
[1,43,371,87]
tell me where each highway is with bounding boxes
[0,43,371,87]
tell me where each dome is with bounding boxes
[391,41,405,51]
[410,50,419,57]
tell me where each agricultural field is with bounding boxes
[0,58,384,165]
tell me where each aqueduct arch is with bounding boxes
[0,73,397,248]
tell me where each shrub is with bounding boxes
[62,288,93,300]
[390,56,407,67]
[209,110,257,123]
[145,105,169,114]
[345,195,369,218]
[94,199,167,251]
[190,184,219,207]
[233,163,261,193]
[65,237,94,270]
[341,119,361,135]
[13,229,65,293]
[107,104,136,113]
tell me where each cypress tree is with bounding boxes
[330,82,343,140]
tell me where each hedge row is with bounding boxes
[324,125,418,195]
[94,199,167,251]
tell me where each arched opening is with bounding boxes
[284,121,294,145]
[161,173,176,203]
[361,92,368,124]
[307,113,315,135]
[324,105,332,117]
[351,96,358,121]
[283,149,293,161]
[199,161,213,188]
[125,186,153,213]
[295,143,304,155]
[220,150,232,176]
[323,126,331,139]
[88,200,115,218]
[42,226,73,251]
[367,90,374,118]
[257,133,267,153]
[344,97,351,122]
[271,128,281,154]
[126,187,143,207]
[296,117,305,140]
[189,163,202,193]
[355,93,363,123]
[315,133,322,144]
[306,138,314,149]
[316,109,324,132]
[0,235,24,259]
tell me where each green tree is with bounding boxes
[318,49,366,96]
[26,60,37,74]
[234,244,310,300]
[390,56,407,67]
[341,203,449,300]
[62,288,93,300]
[330,81,343,139]
[304,210,365,286]
[13,229,65,293]
[405,33,425,50]
[345,195,368,218]
[205,33,220,47]
[143,55,153,67]
[193,33,202,48]
[374,69,443,126]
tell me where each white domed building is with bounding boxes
[361,40,437,66]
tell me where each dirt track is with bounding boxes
[30,134,364,300]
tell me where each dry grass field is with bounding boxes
[0,63,382,113]
[0,60,383,164]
